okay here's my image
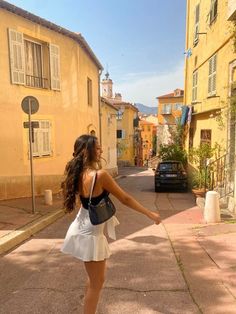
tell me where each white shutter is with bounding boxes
[32,128,40,157]
[41,121,51,155]
[192,71,198,101]
[8,29,25,85]
[194,4,200,44]
[49,44,61,90]
[212,55,217,93]
[208,55,217,95]
[122,129,126,139]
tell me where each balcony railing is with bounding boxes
[161,110,172,115]
[26,75,49,89]
[205,154,234,198]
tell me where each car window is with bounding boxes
[159,163,183,171]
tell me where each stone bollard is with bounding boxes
[44,189,53,205]
[204,191,221,223]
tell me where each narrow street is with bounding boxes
[0,168,201,314]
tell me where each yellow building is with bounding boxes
[0,1,103,199]
[185,0,236,208]
[184,0,236,152]
[156,89,184,151]
[139,120,155,164]
[100,97,118,176]
[101,73,140,166]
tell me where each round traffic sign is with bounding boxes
[21,96,39,114]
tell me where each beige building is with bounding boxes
[101,73,141,166]
[139,120,155,164]
[0,1,103,199]
[156,89,184,151]
[100,97,118,176]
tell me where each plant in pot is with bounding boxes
[188,143,215,197]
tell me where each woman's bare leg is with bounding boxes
[83,260,106,314]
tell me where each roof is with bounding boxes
[100,97,118,111]
[157,89,184,99]
[0,0,103,70]
[139,120,154,125]
[106,98,139,112]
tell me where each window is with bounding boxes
[8,29,60,90]
[31,120,52,157]
[117,129,126,139]
[209,0,218,24]
[194,4,200,45]
[161,104,172,114]
[200,129,211,146]
[173,103,182,111]
[25,40,43,88]
[87,77,92,106]
[208,54,217,96]
[192,71,198,102]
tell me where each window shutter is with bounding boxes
[8,29,25,85]
[41,121,51,155]
[208,55,217,95]
[194,4,200,44]
[122,129,126,139]
[32,128,40,157]
[49,44,61,90]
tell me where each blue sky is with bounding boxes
[8,0,186,107]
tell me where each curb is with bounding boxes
[0,209,65,255]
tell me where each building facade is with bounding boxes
[139,120,155,165]
[185,0,236,152]
[0,1,102,199]
[156,89,184,152]
[100,97,118,176]
[101,73,141,166]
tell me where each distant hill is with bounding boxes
[134,103,157,115]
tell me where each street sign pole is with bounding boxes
[21,96,39,215]
[28,98,36,214]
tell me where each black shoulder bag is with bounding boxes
[88,172,116,225]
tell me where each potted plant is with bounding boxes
[188,143,215,197]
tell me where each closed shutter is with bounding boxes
[32,128,40,157]
[8,28,25,85]
[41,121,51,155]
[194,4,200,45]
[29,120,52,157]
[192,71,198,101]
[122,129,126,139]
[212,55,217,93]
[49,44,61,90]
[208,55,217,95]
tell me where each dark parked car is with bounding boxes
[154,160,188,192]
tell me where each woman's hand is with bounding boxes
[148,211,161,225]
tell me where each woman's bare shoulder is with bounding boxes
[97,169,112,180]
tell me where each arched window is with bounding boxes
[90,130,96,136]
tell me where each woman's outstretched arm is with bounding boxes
[98,170,161,225]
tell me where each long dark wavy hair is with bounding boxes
[62,134,98,213]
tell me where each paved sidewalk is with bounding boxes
[0,193,64,254]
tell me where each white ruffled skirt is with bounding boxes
[61,207,119,262]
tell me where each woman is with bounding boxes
[61,134,161,314]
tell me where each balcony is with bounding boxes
[161,109,172,115]
[228,0,236,20]
[26,75,49,89]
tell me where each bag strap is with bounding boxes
[88,171,97,206]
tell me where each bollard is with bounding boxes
[204,191,221,223]
[44,189,53,205]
